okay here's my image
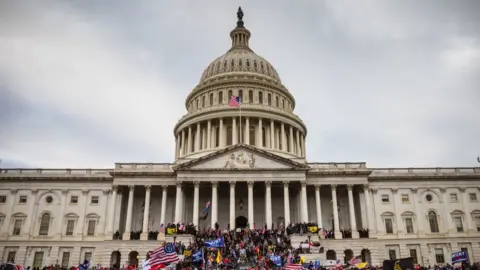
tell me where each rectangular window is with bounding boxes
[66,220,75,236]
[87,220,96,236]
[409,249,418,264]
[19,196,27,204]
[435,248,445,264]
[381,195,390,203]
[454,217,463,232]
[475,217,480,232]
[33,252,44,268]
[61,252,71,267]
[0,195,6,204]
[13,220,22,235]
[460,248,469,263]
[388,250,396,260]
[450,193,458,202]
[84,252,93,262]
[469,193,477,202]
[70,196,78,204]
[91,196,99,204]
[401,194,409,203]
[7,251,16,263]
[405,218,414,233]
[385,218,393,234]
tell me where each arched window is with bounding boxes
[268,93,272,105]
[428,211,439,233]
[39,213,51,235]
[259,92,263,104]
[248,90,254,103]
[227,90,233,100]
[219,91,224,104]
[209,93,214,106]
[202,96,206,107]
[238,90,243,101]
[276,96,279,107]
[196,99,199,109]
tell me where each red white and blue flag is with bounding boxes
[150,243,179,265]
[229,95,241,107]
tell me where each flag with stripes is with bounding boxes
[150,243,179,265]
[349,255,362,265]
[229,95,241,107]
[285,263,302,270]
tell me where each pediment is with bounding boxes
[174,144,308,171]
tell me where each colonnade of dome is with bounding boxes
[173,9,307,162]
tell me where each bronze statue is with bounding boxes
[237,7,244,21]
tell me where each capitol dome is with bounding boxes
[173,7,307,163]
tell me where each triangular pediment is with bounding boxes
[173,144,308,171]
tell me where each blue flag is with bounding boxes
[192,250,203,262]
[204,237,225,248]
[269,255,282,267]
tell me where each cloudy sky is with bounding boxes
[0,0,479,168]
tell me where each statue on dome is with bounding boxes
[236,7,244,27]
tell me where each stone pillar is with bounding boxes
[229,181,236,229]
[363,185,374,235]
[211,181,218,228]
[270,120,275,149]
[331,185,342,239]
[283,181,291,226]
[232,117,238,145]
[248,181,254,229]
[107,185,118,238]
[181,130,185,156]
[175,135,180,159]
[158,185,168,241]
[192,182,199,227]
[140,185,151,240]
[296,130,301,156]
[289,126,294,153]
[174,182,182,223]
[207,120,211,149]
[300,181,309,222]
[245,117,250,145]
[281,123,286,151]
[123,185,135,240]
[187,126,192,154]
[347,185,359,238]
[219,118,225,147]
[195,123,201,151]
[315,185,323,228]
[301,134,306,157]
[265,181,272,229]
[258,118,263,148]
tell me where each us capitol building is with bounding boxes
[1,8,479,268]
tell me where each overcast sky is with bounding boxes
[0,0,479,168]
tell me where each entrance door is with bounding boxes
[235,216,248,229]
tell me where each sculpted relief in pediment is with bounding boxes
[223,151,256,169]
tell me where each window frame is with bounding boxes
[70,196,78,204]
[381,194,390,203]
[450,193,458,202]
[401,194,410,203]
[0,195,6,204]
[90,196,99,205]
[18,195,27,204]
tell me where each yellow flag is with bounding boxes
[216,250,221,264]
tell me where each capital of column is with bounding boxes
[391,188,398,194]
[300,181,307,187]
[128,185,135,191]
[331,184,337,191]
[247,181,254,187]
[31,189,39,194]
[411,188,418,194]
[82,189,89,195]
[211,181,218,187]
[112,185,118,192]
[370,188,377,194]
[10,189,18,194]
[283,181,289,188]
[61,189,68,194]
[363,184,369,191]
[347,184,353,191]
[145,185,151,191]
[229,181,236,187]
[162,185,168,190]
[439,187,446,193]
[314,184,321,191]
[265,181,272,187]
[194,181,200,188]
[459,187,466,193]
[103,189,110,195]
[176,182,182,187]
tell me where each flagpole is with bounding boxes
[239,104,242,144]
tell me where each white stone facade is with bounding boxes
[1,9,480,269]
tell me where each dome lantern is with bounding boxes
[229,7,252,52]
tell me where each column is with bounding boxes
[192,182,200,226]
[211,182,218,228]
[315,185,323,228]
[174,182,182,223]
[283,181,291,226]
[270,120,275,149]
[187,126,192,154]
[181,130,186,156]
[460,188,474,233]
[219,118,225,147]
[229,181,236,229]
[301,135,306,157]
[232,117,238,145]
[123,185,135,240]
[258,118,263,148]
[175,135,180,159]
[158,185,168,241]
[331,185,342,239]
[289,126,294,153]
[347,185,359,238]
[281,123,286,151]
[265,181,272,229]
[245,117,250,145]
[195,123,201,151]
[207,120,211,149]
[107,185,118,237]
[248,181,254,229]
[296,130,301,156]
[300,181,309,222]
[140,185,151,240]
[363,185,375,235]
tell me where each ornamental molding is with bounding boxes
[224,151,256,169]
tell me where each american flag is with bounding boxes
[229,95,241,107]
[349,255,362,265]
[285,263,302,270]
[149,243,179,265]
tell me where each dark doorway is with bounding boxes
[235,216,248,229]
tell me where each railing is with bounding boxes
[371,167,480,174]
[308,162,367,170]
[0,168,112,176]
[115,163,173,170]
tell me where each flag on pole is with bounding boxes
[349,255,362,265]
[286,262,302,270]
[149,243,180,265]
[229,96,241,107]
[202,201,211,220]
